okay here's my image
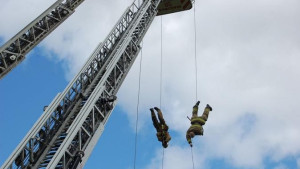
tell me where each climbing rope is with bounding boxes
[160,16,163,109]
[133,41,143,169]
[193,0,198,102]
[162,147,165,169]
[160,15,165,169]
[191,146,195,169]
[191,2,197,169]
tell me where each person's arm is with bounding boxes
[186,132,193,147]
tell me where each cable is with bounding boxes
[160,15,165,169]
[133,41,143,169]
[162,147,165,169]
[160,16,163,108]
[191,146,195,169]
[191,2,197,169]
[193,0,198,102]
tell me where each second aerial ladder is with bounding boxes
[0,0,84,79]
[0,0,193,168]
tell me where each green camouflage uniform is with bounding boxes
[186,102,212,146]
[151,107,171,148]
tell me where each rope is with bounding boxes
[193,0,198,101]
[162,147,165,169]
[191,146,195,169]
[191,3,196,169]
[160,15,165,169]
[133,41,143,169]
[160,16,163,108]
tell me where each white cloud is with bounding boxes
[0,0,56,41]
[40,0,135,79]
[125,0,300,168]
[1,0,300,168]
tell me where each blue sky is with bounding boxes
[1,0,300,169]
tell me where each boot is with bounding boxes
[206,104,212,111]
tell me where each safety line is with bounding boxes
[162,147,165,169]
[191,2,197,168]
[160,15,165,169]
[134,41,143,169]
[191,146,195,169]
[160,16,163,109]
[194,0,198,101]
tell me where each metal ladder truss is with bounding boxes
[1,0,161,168]
[0,0,84,79]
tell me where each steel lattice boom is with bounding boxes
[1,0,163,168]
[0,0,193,168]
[0,0,84,80]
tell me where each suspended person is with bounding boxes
[186,101,212,147]
[150,107,171,148]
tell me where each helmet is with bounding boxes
[189,132,195,138]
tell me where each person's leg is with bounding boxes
[151,108,160,131]
[201,104,212,121]
[154,107,166,125]
[192,101,200,118]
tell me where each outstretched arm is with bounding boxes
[186,131,193,147]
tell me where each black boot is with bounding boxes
[206,104,212,111]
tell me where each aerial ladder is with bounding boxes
[0,0,193,168]
[0,0,85,80]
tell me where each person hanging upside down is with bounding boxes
[150,107,171,148]
[186,101,212,147]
